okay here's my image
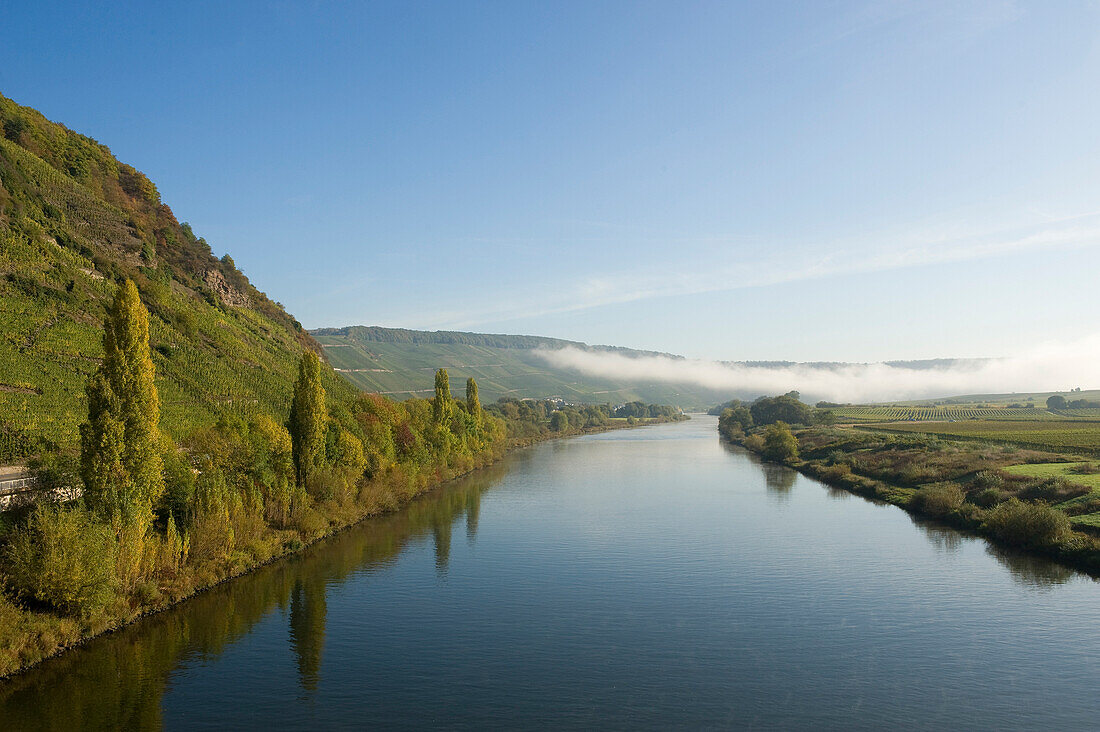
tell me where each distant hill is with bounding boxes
[312,327,1014,410]
[874,389,1100,408]
[0,92,351,458]
[311,326,730,408]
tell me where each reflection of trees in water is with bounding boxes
[465,489,480,545]
[906,514,1078,587]
[432,516,452,575]
[762,463,797,494]
[290,577,327,694]
[910,516,965,555]
[0,560,303,729]
[0,460,507,724]
[730,444,797,502]
[987,545,1076,589]
[717,439,744,458]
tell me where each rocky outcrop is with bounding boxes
[203,268,250,307]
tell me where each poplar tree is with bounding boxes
[289,351,327,487]
[466,377,482,424]
[81,279,164,525]
[432,368,452,424]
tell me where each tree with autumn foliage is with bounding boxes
[80,279,164,526]
[466,377,482,424]
[432,368,452,424]
[289,351,327,488]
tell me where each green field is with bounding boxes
[1002,462,1100,488]
[313,327,730,409]
[859,420,1100,454]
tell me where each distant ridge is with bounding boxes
[312,325,677,357]
[311,326,719,407]
[313,326,1000,409]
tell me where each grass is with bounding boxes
[857,420,1100,454]
[1071,512,1100,529]
[1000,463,1100,528]
[1002,462,1100,489]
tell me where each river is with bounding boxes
[3,416,1099,729]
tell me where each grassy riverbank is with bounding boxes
[0,412,683,679]
[720,422,1100,577]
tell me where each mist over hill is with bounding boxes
[312,326,1010,408]
[311,326,726,408]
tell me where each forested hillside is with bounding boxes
[0,92,351,460]
[312,326,730,408]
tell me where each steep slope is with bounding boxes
[312,326,731,408]
[0,93,350,459]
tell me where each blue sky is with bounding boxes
[4,1,1099,361]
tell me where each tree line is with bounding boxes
[0,281,504,622]
[714,391,834,437]
[1046,395,1100,410]
[0,280,683,670]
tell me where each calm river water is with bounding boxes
[3,416,1100,729]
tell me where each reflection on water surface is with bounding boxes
[3,418,1099,730]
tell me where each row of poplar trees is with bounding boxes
[78,281,337,565]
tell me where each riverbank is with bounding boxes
[0,414,684,680]
[9,414,1100,728]
[720,423,1100,578]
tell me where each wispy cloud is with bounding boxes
[536,332,1100,403]
[416,211,1100,329]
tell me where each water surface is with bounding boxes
[3,416,1099,729]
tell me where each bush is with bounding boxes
[1017,477,1090,504]
[762,422,798,461]
[3,504,117,618]
[188,504,234,565]
[984,499,1071,547]
[910,483,965,517]
[971,487,1008,508]
[742,433,765,452]
[818,463,853,483]
[971,471,1004,490]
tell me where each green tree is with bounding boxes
[432,368,452,424]
[1046,394,1068,410]
[750,394,814,426]
[718,406,753,437]
[80,280,164,525]
[4,504,117,618]
[550,411,569,432]
[289,351,327,487]
[762,422,799,461]
[466,377,482,424]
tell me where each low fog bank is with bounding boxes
[534,336,1100,403]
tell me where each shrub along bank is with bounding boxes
[717,407,1100,576]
